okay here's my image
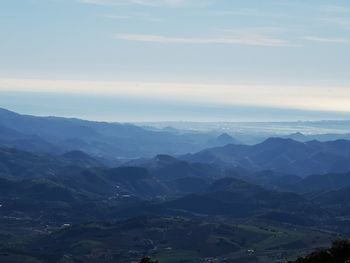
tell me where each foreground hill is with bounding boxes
[183,138,350,177]
[0,216,335,263]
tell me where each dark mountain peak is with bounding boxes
[291,132,304,136]
[260,137,301,147]
[216,133,237,144]
[217,133,234,140]
[263,137,297,143]
[288,132,306,140]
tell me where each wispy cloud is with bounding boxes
[301,36,349,44]
[103,13,162,22]
[217,27,285,35]
[104,15,132,19]
[80,0,197,7]
[211,9,288,19]
[114,29,291,47]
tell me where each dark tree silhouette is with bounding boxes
[139,256,159,263]
[290,240,350,263]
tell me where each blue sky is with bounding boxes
[0,0,350,121]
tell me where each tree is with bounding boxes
[139,256,159,263]
[291,240,350,263]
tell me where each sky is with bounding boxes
[0,0,350,122]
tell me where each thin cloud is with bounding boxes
[301,36,349,44]
[80,0,194,7]
[114,33,290,47]
[211,9,288,19]
[217,27,285,35]
[103,13,162,22]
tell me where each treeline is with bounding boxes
[139,257,159,263]
[290,240,350,263]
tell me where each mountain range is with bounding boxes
[183,137,350,177]
[0,108,234,160]
[1,108,350,263]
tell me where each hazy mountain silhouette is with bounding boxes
[0,108,234,159]
[184,137,350,177]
